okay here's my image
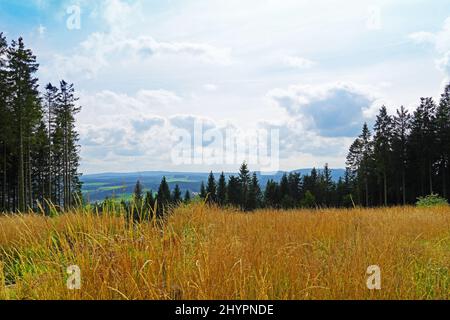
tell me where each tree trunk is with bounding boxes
[365,176,369,207]
[429,160,433,195]
[1,141,6,211]
[27,141,32,209]
[18,118,25,212]
[48,108,52,209]
[402,168,406,205]
[442,160,447,198]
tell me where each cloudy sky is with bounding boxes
[1,0,449,174]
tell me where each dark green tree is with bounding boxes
[133,180,143,208]
[264,180,280,208]
[247,173,262,210]
[144,191,155,213]
[238,162,251,209]
[172,184,182,204]
[206,171,216,203]
[434,84,450,199]
[157,177,171,217]
[199,181,207,199]
[7,37,40,211]
[392,106,411,204]
[227,176,241,207]
[373,106,393,206]
[216,172,227,206]
[184,190,191,204]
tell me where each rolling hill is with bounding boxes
[81,169,346,202]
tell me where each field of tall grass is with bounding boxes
[0,204,449,300]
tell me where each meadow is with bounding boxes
[0,204,449,300]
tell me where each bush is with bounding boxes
[416,194,448,207]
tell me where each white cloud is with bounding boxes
[47,32,232,79]
[409,17,450,82]
[267,82,379,137]
[101,0,143,29]
[37,24,46,37]
[284,56,316,69]
[203,84,218,91]
[408,31,436,45]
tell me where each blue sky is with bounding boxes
[1,0,449,174]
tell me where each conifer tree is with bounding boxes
[206,171,216,203]
[7,37,40,211]
[435,84,450,199]
[238,162,251,209]
[172,184,182,204]
[392,106,411,204]
[322,164,334,206]
[144,191,155,213]
[373,106,393,206]
[184,190,191,203]
[264,180,280,208]
[133,180,143,208]
[157,177,171,217]
[347,123,373,207]
[0,33,9,211]
[227,176,241,207]
[216,172,227,206]
[199,181,207,199]
[247,172,262,211]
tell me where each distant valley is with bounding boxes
[81,169,346,202]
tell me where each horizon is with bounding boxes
[82,167,347,177]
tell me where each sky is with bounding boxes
[0,0,449,174]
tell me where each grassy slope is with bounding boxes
[0,205,449,300]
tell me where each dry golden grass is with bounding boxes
[0,204,449,300]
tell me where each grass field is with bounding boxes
[0,204,449,300]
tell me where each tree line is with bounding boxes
[126,82,450,214]
[124,162,354,219]
[0,33,82,213]
[347,83,450,207]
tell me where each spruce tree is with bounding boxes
[322,164,334,206]
[55,80,81,208]
[247,173,262,210]
[0,33,9,211]
[288,172,302,205]
[172,184,182,204]
[184,190,191,204]
[264,180,280,208]
[144,191,155,213]
[227,176,241,207]
[392,106,411,204]
[43,83,59,205]
[373,106,393,206]
[133,180,143,208]
[206,171,216,203]
[347,123,373,207]
[199,181,207,199]
[7,37,41,211]
[157,177,171,217]
[216,172,227,206]
[435,84,450,199]
[238,162,251,209]
[409,98,437,196]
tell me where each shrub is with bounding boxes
[416,194,448,207]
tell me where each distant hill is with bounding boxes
[81,169,346,203]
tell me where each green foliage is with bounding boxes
[301,191,316,208]
[416,194,448,208]
[172,184,182,203]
